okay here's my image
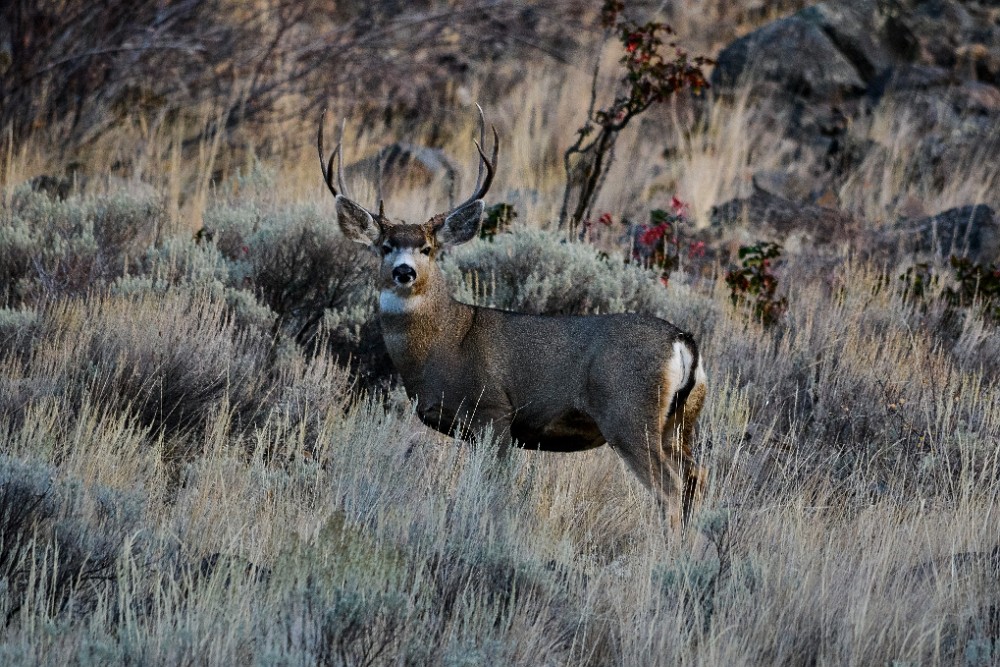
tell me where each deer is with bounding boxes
[318,113,708,525]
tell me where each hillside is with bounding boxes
[1,1,998,664]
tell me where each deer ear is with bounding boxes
[335,195,381,246]
[436,200,484,247]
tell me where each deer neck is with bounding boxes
[377,270,472,378]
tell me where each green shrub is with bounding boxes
[725,242,787,327]
[944,256,1000,324]
[479,202,518,241]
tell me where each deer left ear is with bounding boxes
[435,200,484,247]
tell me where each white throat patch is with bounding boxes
[379,290,424,314]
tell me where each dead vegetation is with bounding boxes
[1,1,999,665]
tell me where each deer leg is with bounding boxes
[663,374,708,523]
[662,412,705,526]
[603,423,689,527]
[614,443,686,527]
[465,408,514,461]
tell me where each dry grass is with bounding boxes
[2,3,1000,665]
[1,272,997,664]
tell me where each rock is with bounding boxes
[798,1,895,83]
[711,15,867,102]
[709,187,857,254]
[897,205,999,262]
[751,171,816,204]
[956,42,1000,86]
[867,64,955,101]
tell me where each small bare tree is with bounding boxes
[559,1,712,231]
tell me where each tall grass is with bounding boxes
[2,10,1000,663]
[2,174,999,663]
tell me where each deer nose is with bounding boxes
[392,264,417,285]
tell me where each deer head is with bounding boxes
[318,112,499,302]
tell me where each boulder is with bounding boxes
[897,205,999,262]
[708,187,858,254]
[798,1,896,83]
[706,0,1000,254]
[711,15,866,102]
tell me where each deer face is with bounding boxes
[319,112,497,312]
[334,197,486,298]
[377,222,436,295]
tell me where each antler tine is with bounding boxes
[452,117,499,212]
[337,119,349,197]
[470,125,499,201]
[474,103,487,193]
[317,110,340,198]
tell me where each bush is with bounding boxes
[0,188,165,307]
[725,242,787,327]
[0,455,143,624]
[944,256,1000,325]
[444,228,670,316]
[0,292,274,451]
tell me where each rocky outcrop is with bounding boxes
[711,15,867,102]
[706,0,1000,264]
[896,205,999,261]
[708,187,858,255]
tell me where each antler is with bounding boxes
[450,105,499,213]
[317,111,350,198]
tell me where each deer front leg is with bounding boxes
[466,409,514,461]
[421,394,514,460]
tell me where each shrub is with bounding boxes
[627,197,706,285]
[0,455,143,624]
[2,292,275,450]
[479,202,518,241]
[201,204,375,348]
[244,215,374,346]
[445,228,670,316]
[559,2,711,228]
[896,256,1000,328]
[0,307,41,364]
[0,188,165,307]
[724,242,787,327]
[944,256,1000,324]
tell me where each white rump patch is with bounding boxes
[379,290,423,314]
[664,340,693,416]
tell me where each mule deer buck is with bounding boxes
[318,114,707,524]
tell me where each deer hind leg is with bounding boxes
[601,416,690,527]
[662,362,708,524]
[604,368,708,527]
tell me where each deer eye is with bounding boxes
[380,244,393,256]
[420,246,432,256]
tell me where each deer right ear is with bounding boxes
[335,195,381,246]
